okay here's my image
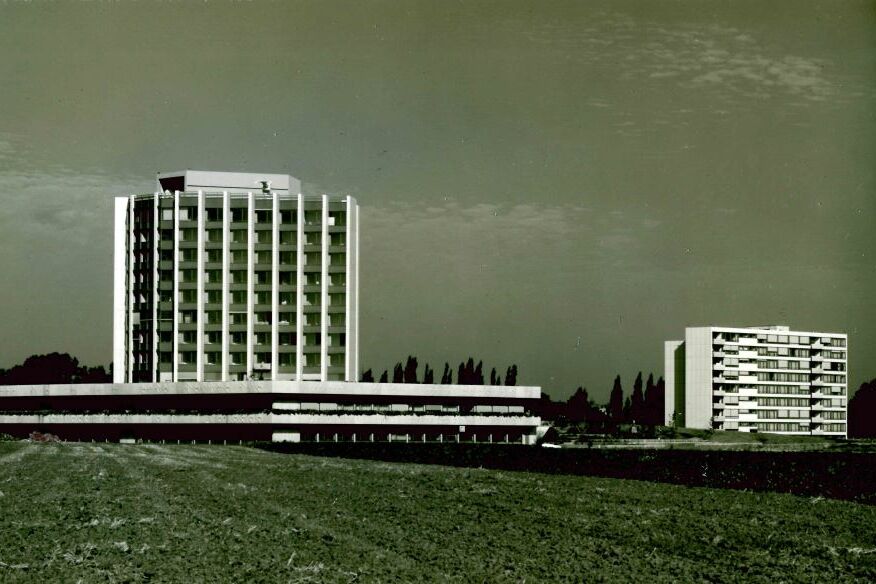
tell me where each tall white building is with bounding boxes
[113,170,360,383]
[665,326,848,437]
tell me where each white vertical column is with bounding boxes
[172,191,180,382]
[127,195,135,383]
[354,201,360,378]
[246,192,255,380]
[196,190,205,382]
[345,196,352,382]
[320,194,329,381]
[152,193,159,382]
[112,197,128,383]
[222,191,230,382]
[295,193,304,381]
[271,191,279,381]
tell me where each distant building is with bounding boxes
[665,326,847,437]
[113,170,360,383]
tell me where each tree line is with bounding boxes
[537,372,666,428]
[360,356,518,386]
[0,353,111,385]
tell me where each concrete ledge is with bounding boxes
[0,381,540,400]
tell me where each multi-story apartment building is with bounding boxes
[113,170,359,383]
[665,326,848,437]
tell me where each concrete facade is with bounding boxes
[113,170,359,384]
[665,325,848,437]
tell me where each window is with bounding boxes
[232,229,247,243]
[279,292,293,305]
[256,210,272,224]
[256,311,271,325]
[232,250,247,263]
[180,289,197,303]
[181,249,197,262]
[231,208,246,222]
[306,313,321,327]
[205,352,221,365]
[231,331,245,345]
[230,352,245,366]
[279,332,296,346]
[205,331,221,345]
[204,269,221,284]
[255,271,270,285]
[230,312,246,325]
[179,351,196,364]
[279,311,294,325]
[255,291,270,305]
[179,331,196,344]
[205,311,221,325]
[255,332,270,346]
[279,352,295,367]
[280,210,295,224]
[207,249,222,263]
[279,271,293,285]
[204,290,221,304]
[206,208,222,222]
[231,290,246,304]
[231,270,247,284]
[162,209,173,221]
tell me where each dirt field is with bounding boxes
[0,442,874,582]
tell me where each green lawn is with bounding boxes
[0,442,874,583]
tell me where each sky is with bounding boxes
[0,0,873,401]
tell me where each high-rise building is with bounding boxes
[665,325,848,437]
[113,170,360,383]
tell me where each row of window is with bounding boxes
[819,374,847,383]
[170,351,341,367]
[756,409,809,419]
[756,372,810,382]
[715,333,846,348]
[158,207,345,225]
[172,331,345,346]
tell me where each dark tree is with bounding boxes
[379,370,388,383]
[608,375,624,423]
[629,372,645,423]
[360,369,374,383]
[504,364,518,386]
[457,362,466,385]
[643,373,665,426]
[489,368,497,386]
[474,361,484,385]
[423,363,434,384]
[392,362,404,383]
[403,355,419,384]
[441,363,452,384]
[849,379,876,438]
[465,358,475,385]
[566,386,593,423]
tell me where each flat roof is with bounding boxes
[0,381,541,400]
